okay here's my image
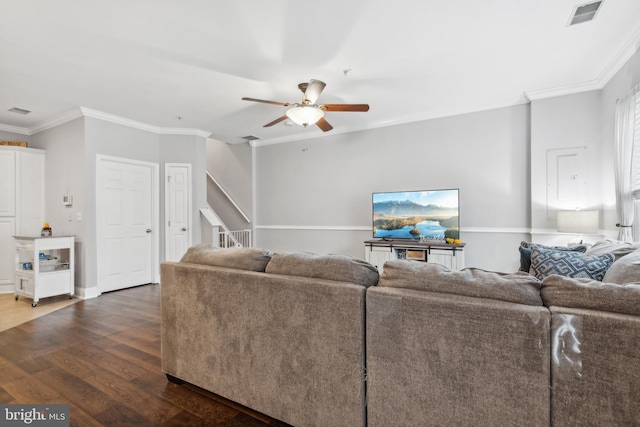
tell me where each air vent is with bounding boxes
[8,107,31,115]
[241,135,262,141]
[568,1,603,26]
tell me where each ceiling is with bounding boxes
[1,0,640,145]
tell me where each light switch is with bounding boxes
[76,211,82,222]
[67,212,73,222]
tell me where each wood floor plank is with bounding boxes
[84,368,182,424]
[2,373,62,403]
[40,346,101,380]
[36,367,115,415]
[0,284,291,426]
[103,342,162,373]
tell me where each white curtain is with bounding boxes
[614,86,639,242]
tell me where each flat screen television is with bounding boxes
[372,189,459,240]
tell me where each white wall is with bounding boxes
[255,104,531,272]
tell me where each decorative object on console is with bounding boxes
[556,210,599,234]
[40,222,52,237]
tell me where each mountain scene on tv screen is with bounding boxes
[373,199,459,239]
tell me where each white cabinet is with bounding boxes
[365,239,465,274]
[0,151,16,216]
[14,236,75,306]
[0,146,45,293]
[0,218,16,285]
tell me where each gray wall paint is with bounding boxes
[205,138,253,229]
[30,118,86,291]
[255,104,531,272]
[530,90,603,233]
[29,116,206,297]
[600,48,640,233]
[0,130,30,143]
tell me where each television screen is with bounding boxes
[372,189,459,240]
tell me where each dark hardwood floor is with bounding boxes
[0,284,291,426]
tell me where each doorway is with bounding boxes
[96,155,159,293]
[164,163,192,262]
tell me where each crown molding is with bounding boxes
[79,107,212,138]
[525,26,640,101]
[0,123,31,135]
[12,106,212,138]
[29,108,84,135]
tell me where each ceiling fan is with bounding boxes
[242,79,369,132]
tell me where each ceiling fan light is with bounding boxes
[286,105,324,127]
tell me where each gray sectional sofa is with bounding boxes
[161,245,379,427]
[161,243,640,427]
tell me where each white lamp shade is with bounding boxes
[286,106,324,127]
[557,210,599,234]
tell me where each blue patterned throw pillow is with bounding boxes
[518,241,587,272]
[530,245,615,281]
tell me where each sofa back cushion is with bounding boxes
[265,252,379,287]
[585,239,640,260]
[602,249,640,284]
[379,260,543,305]
[180,243,272,272]
[542,274,640,316]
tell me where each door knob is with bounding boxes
[146,229,152,233]
[181,227,187,231]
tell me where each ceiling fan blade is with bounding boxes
[242,97,290,107]
[302,79,326,104]
[316,117,333,132]
[321,104,370,112]
[263,115,288,127]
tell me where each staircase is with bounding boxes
[203,171,252,248]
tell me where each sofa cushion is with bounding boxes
[518,241,586,272]
[529,244,614,281]
[180,243,272,272]
[265,252,379,287]
[542,274,640,316]
[602,249,640,284]
[585,239,640,260]
[379,260,543,306]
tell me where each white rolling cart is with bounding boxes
[14,235,75,307]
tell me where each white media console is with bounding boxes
[364,239,465,274]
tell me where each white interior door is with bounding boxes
[165,163,192,262]
[97,156,158,293]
